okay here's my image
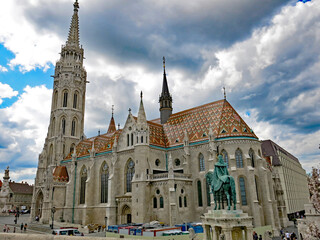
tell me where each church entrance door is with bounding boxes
[121,205,131,224]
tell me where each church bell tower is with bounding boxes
[32,0,87,223]
[159,57,173,124]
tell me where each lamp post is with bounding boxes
[51,206,56,229]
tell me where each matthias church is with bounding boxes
[31,0,290,234]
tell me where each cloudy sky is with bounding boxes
[0,0,318,183]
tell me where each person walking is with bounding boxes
[3,224,6,232]
[285,231,291,240]
[13,227,16,233]
[259,235,262,240]
[20,222,23,233]
[24,223,27,232]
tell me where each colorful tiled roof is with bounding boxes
[53,166,69,182]
[65,129,122,159]
[9,182,33,194]
[149,99,258,147]
[66,99,257,158]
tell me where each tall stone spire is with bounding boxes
[107,105,116,134]
[137,91,147,124]
[159,57,173,124]
[66,0,80,48]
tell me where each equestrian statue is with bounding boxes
[206,155,236,210]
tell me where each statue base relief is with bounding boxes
[201,209,253,240]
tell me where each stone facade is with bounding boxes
[32,1,288,235]
[261,140,309,220]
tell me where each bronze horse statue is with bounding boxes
[206,155,236,210]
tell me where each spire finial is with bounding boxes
[223,86,226,100]
[118,123,120,130]
[163,56,166,71]
[74,0,79,12]
[140,91,143,100]
[112,105,114,117]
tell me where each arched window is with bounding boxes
[199,153,205,172]
[71,119,76,136]
[160,196,164,208]
[141,136,143,143]
[131,133,133,146]
[73,92,78,109]
[127,134,129,147]
[239,177,247,206]
[101,163,109,203]
[61,118,66,135]
[179,196,182,208]
[184,196,187,207]
[221,149,229,168]
[197,180,203,207]
[255,176,259,202]
[51,118,56,137]
[206,179,211,206]
[126,159,135,192]
[63,91,68,107]
[80,166,87,204]
[53,90,58,109]
[153,197,157,208]
[249,149,255,168]
[49,144,53,164]
[235,149,243,168]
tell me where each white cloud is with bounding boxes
[0,0,65,72]
[0,85,51,173]
[0,168,37,185]
[0,65,8,72]
[0,82,18,105]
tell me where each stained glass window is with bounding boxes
[101,163,109,203]
[236,149,243,168]
[199,153,205,172]
[160,196,164,208]
[239,177,247,205]
[80,167,87,204]
[63,91,68,107]
[221,150,229,168]
[197,180,203,207]
[126,160,135,192]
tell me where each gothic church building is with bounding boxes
[31,1,284,233]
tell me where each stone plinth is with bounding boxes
[201,209,253,240]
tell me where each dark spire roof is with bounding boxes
[107,107,116,134]
[66,0,80,48]
[161,56,170,98]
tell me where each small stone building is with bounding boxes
[0,167,33,212]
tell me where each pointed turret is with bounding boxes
[159,57,173,124]
[107,106,116,134]
[137,91,147,124]
[66,0,80,48]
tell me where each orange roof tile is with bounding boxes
[65,99,257,158]
[53,166,69,182]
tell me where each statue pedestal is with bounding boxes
[201,209,253,240]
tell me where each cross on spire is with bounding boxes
[163,56,166,71]
[223,86,226,100]
[112,105,114,117]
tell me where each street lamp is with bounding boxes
[51,206,56,229]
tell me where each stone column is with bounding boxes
[222,227,232,239]
[246,227,253,240]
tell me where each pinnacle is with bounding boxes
[66,0,80,48]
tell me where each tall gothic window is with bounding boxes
[184,196,187,207]
[239,177,247,206]
[141,136,143,143]
[73,92,78,109]
[197,180,203,207]
[51,118,56,137]
[199,153,205,172]
[101,163,109,203]
[63,91,68,107]
[206,179,211,206]
[126,159,135,192]
[236,149,243,168]
[179,196,182,208]
[131,133,133,146]
[249,149,255,168]
[71,119,76,136]
[62,118,66,135]
[153,197,157,208]
[127,134,129,147]
[160,196,164,208]
[53,91,58,109]
[255,176,260,202]
[221,149,229,168]
[80,166,87,204]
